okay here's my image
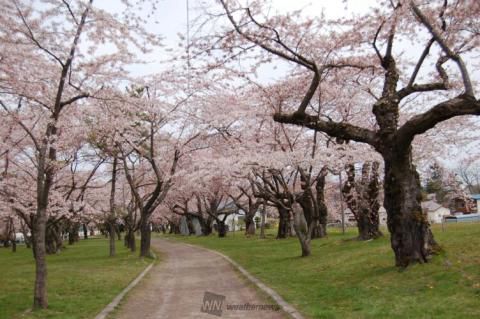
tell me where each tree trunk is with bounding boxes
[260,203,266,239]
[356,207,382,240]
[108,157,118,257]
[343,162,382,241]
[244,215,256,236]
[292,203,311,257]
[108,222,116,257]
[173,224,181,234]
[11,239,17,252]
[298,194,324,239]
[8,218,16,253]
[309,222,324,239]
[217,222,228,238]
[186,216,195,235]
[297,188,321,239]
[129,231,136,252]
[199,217,213,236]
[55,227,63,252]
[362,161,383,240]
[139,216,152,258]
[45,223,62,254]
[317,209,327,238]
[21,221,31,248]
[82,224,88,240]
[68,224,76,245]
[45,228,54,254]
[32,212,48,309]
[277,206,291,239]
[383,149,440,267]
[31,231,37,259]
[315,168,329,238]
[124,229,136,252]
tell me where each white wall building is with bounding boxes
[221,210,264,232]
[421,201,451,224]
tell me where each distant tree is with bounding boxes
[229,181,262,236]
[457,159,480,194]
[342,162,383,240]
[424,161,447,202]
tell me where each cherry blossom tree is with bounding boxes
[215,0,480,267]
[0,0,162,308]
[229,180,262,236]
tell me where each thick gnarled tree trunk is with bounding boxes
[383,149,439,267]
[343,162,383,240]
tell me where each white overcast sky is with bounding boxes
[98,0,378,76]
[137,0,376,46]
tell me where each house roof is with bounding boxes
[421,201,445,212]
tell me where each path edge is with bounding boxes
[94,254,156,319]
[183,242,305,319]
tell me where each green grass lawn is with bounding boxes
[166,223,480,319]
[0,238,150,319]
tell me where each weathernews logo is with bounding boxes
[201,291,226,316]
[200,291,280,317]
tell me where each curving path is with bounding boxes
[113,238,286,319]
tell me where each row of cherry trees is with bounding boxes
[207,0,480,267]
[0,0,479,312]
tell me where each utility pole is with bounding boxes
[339,173,345,235]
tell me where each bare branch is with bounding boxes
[410,1,475,96]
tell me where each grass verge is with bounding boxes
[166,223,480,319]
[0,238,150,319]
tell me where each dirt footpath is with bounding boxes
[113,238,286,319]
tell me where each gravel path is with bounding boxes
[113,238,286,319]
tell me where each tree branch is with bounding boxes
[60,93,90,108]
[396,95,480,149]
[273,112,377,145]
